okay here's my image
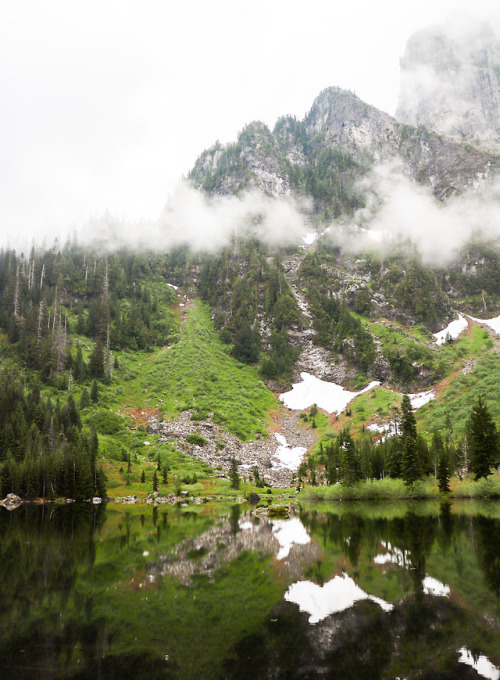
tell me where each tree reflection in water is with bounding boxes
[0,502,499,679]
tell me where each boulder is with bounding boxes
[1,493,22,510]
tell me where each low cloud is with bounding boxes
[60,182,308,253]
[334,161,500,263]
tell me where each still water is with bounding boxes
[1,500,499,679]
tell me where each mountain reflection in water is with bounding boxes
[0,500,499,679]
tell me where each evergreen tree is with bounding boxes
[79,387,90,409]
[232,322,260,364]
[230,456,240,490]
[437,447,451,494]
[96,466,107,498]
[339,428,360,486]
[468,397,498,480]
[400,395,421,486]
[153,470,158,492]
[89,338,105,379]
[141,470,145,484]
[90,379,99,404]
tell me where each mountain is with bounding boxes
[1,22,499,498]
[396,21,500,149]
[189,85,500,209]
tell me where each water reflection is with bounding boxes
[0,501,499,679]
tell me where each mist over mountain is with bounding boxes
[184,22,500,265]
[396,19,500,148]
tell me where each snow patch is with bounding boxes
[272,518,310,560]
[408,390,435,409]
[239,521,254,531]
[467,312,500,335]
[302,232,317,246]
[458,648,500,680]
[279,373,380,414]
[285,573,393,624]
[272,433,307,471]
[367,423,389,433]
[433,313,468,345]
[166,283,179,291]
[423,576,450,597]
[374,541,411,567]
[355,225,385,242]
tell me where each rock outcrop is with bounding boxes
[1,494,22,510]
[190,85,500,211]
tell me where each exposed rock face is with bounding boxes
[397,21,500,149]
[189,85,500,210]
[189,121,292,198]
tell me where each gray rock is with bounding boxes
[1,493,22,510]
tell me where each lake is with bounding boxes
[1,500,499,679]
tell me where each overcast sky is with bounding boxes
[0,0,499,246]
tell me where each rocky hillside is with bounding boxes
[189,86,500,213]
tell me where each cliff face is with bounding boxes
[396,22,500,149]
[189,86,500,213]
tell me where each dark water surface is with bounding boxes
[1,500,499,679]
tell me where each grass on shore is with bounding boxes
[298,470,500,502]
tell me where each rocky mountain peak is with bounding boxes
[396,20,500,149]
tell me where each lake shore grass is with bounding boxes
[297,470,500,501]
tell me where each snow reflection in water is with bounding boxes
[285,573,393,624]
[422,576,450,597]
[458,648,500,680]
[271,517,310,560]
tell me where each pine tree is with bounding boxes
[437,448,451,494]
[153,470,158,492]
[400,395,421,486]
[89,338,105,379]
[79,387,90,409]
[96,466,107,499]
[90,379,99,404]
[468,398,498,480]
[230,456,240,490]
[141,470,145,483]
[339,428,360,486]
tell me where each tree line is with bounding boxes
[0,371,106,499]
[301,396,499,490]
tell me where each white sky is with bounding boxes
[0,0,499,246]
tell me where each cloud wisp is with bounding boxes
[328,161,500,264]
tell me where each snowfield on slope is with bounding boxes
[279,373,380,414]
[272,433,307,471]
[408,390,435,408]
[467,312,500,335]
[433,313,468,345]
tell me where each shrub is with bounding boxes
[91,409,125,435]
[186,433,208,447]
